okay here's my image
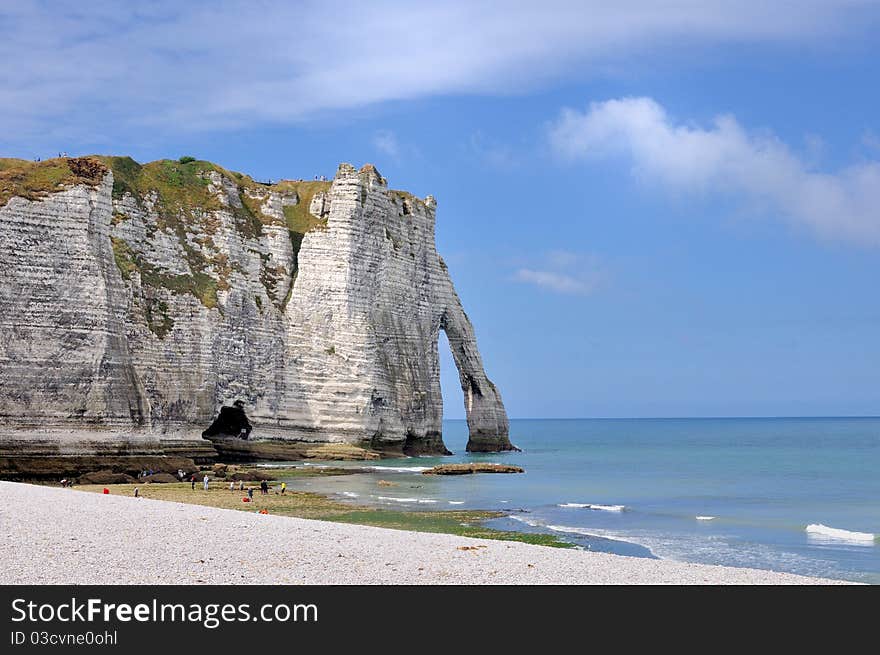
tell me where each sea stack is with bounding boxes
[0,156,513,477]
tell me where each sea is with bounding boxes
[274,418,880,583]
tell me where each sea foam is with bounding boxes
[557,503,627,512]
[805,524,876,545]
[508,515,544,528]
[367,466,430,473]
[547,524,606,537]
[377,496,437,504]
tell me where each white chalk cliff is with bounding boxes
[0,157,512,475]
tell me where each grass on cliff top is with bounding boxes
[99,158,336,312]
[96,156,269,237]
[100,156,260,311]
[270,179,331,307]
[0,156,108,209]
[272,180,331,234]
[77,482,573,549]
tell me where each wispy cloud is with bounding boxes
[513,250,604,296]
[515,269,597,295]
[372,130,401,159]
[1,1,877,150]
[548,97,880,246]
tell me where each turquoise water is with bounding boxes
[279,418,880,583]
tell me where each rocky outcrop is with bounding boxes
[0,156,512,476]
[422,463,524,475]
[76,470,138,485]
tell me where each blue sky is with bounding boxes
[3,1,879,418]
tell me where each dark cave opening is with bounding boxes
[202,401,252,439]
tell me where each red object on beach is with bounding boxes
[102,488,109,494]
[242,497,250,502]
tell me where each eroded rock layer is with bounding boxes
[0,157,512,475]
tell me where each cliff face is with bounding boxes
[0,156,512,475]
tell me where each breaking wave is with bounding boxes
[376,496,437,504]
[805,524,876,545]
[696,516,716,521]
[557,503,627,512]
[508,514,544,528]
[546,524,606,537]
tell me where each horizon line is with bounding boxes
[442,415,880,421]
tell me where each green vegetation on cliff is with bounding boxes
[143,298,175,338]
[100,157,267,311]
[273,180,331,235]
[97,156,270,237]
[111,234,218,322]
[271,179,330,306]
[2,156,337,315]
[0,157,108,208]
[275,182,330,251]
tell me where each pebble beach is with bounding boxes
[0,482,850,584]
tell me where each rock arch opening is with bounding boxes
[437,329,467,451]
[438,310,516,453]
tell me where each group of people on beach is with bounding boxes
[190,474,286,497]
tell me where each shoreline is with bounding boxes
[0,481,851,584]
[69,476,575,549]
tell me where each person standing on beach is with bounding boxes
[280,482,286,494]
[247,487,254,500]
[191,474,196,490]
[260,480,268,495]
[203,474,210,491]
[229,481,235,492]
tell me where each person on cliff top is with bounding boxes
[201,400,252,440]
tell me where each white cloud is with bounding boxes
[372,130,401,158]
[515,269,596,295]
[514,250,604,295]
[0,1,877,149]
[548,97,880,245]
